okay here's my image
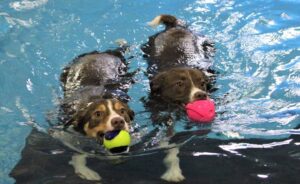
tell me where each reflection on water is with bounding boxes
[219,139,293,155]
[185,0,300,139]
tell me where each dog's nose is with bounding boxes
[193,92,207,100]
[111,117,125,129]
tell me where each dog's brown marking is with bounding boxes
[151,68,209,104]
[72,100,134,138]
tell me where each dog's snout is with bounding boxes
[193,91,207,100]
[111,117,125,129]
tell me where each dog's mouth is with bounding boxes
[182,96,211,107]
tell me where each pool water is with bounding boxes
[1,0,300,183]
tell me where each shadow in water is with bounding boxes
[10,128,300,184]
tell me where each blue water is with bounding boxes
[1,0,300,183]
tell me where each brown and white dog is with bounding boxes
[60,46,134,139]
[60,44,135,181]
[142,14,216,182]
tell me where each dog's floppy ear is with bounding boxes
[120,102,135,121]
[150,72,166,94]
[128,108,135,121]
[72,102,94,133]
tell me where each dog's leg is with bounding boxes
[160,119,185,183]
[161,143,185,182]
[69,153,101,181]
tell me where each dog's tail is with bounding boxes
[114,38,130,53]
[115,38,128,48]
[104,38,130,59]
[148,14,185,28]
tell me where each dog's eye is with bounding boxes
[120,108,126,114]
[94,111,102,117]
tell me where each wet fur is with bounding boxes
[143,15,216,182]
[60,47,134,132]
[143,15,216,124]
[59,46,134,181]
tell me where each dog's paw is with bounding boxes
[161,168,185,182]
[161,147,185,182]
[69,154,101,181]
[75,166,101,181]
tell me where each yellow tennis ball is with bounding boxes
[103,130,131,150]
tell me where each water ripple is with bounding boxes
[9,0,48,11]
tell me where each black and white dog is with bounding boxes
[143,14,215,114]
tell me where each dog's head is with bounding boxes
[72,99,134,139]
[150,68,209,104]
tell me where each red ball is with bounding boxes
[185,99,216,123]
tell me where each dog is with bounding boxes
[142,14,216,182]
[59,43,135,181]
[142,14,216,122]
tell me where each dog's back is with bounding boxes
[59,48,130,124]
[61,50,127,96]
[142,15,215,74]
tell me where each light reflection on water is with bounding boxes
[185,0,300,139]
